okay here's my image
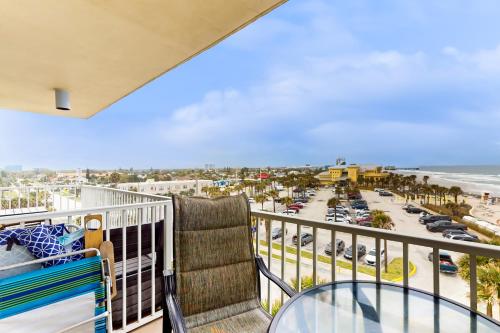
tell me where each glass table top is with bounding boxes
[270,282,499,333]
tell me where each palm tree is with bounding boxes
[221,188,231,196]
[268,189,279,213]
[477,262,499,317]
[371,211,394,272]
[282,196,293,210]
[423,175,429,185]
[458,241,500,318]
[327,197,340,218]
[430,184,439,205]
[335,186,343,199]
[255,193,268,210]
[448,186,463,204]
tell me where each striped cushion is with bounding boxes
[0,256,106,332]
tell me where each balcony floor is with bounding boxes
[132,319,162,332]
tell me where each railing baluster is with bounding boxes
[432,247,440,296]
[403,241,409,287]
[280,220,285,305]
[151,206,156,315]
[469,255,477,311]
[138,207,144,321]
[352,233,357,281]
[267,219,272,313]
[121,209,127,329]
[105,211,110,241]
[296,223,302,292]
[164,203,171,271]
[375,237,381,283]
[312,227,317,286]
[331,229,336,282]
[255,217,260,255]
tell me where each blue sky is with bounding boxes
[2,0,500,170]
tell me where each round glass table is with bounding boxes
[269,282,500,333]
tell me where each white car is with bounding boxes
[326,217,348,223]
[281,209,297,215]
[364,248,385,266]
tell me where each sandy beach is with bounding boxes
[396,170,500,226]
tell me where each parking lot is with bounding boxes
[253,187,471,308]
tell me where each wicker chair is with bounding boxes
[163,194,295,333]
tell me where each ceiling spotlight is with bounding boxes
[54,88,70,111]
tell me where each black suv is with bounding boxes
[419,215,451,224]
[406,206,424,214]
[324,239,345,256]
[426,220,467,232]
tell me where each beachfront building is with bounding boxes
[317,164,389,185]
[116,179,213,196]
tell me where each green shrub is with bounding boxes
[289,275,326,291]
[261,299,283,316]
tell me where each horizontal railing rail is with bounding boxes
[0,184,81,212]
[251,210,500,315]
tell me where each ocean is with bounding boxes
[396,165,500,197]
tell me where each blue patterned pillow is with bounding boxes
[16,225,70,267]
[0,224,66,246]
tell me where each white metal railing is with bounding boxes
[251,210,500,314]
[80,185,167,208]
[0,184,82,213]
[2,194,499,330]
[0,199,173,333]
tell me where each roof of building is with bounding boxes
[1,0,286,118]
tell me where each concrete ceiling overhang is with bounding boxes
[0,0,287,118]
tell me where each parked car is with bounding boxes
[427,251,458,274]
[348,193,362,200]
[344,244,367,259]
[356,216,373,223]
[402,204,414,210]
[364,248,385,265]
[288,204,302,211]
[271,228,283,240]
[379,191,393,197]
[358,221,373,227]
[420,211,431,217]
[281,209,298,215]
[294,198,308,203]
[327,217,348,224]
[292,233,313,246]
[292,202,304,208]
[374,188,384,192]
[406,207,424,214]
[324,239,345,256]
[419,215,451,224]
[442,229,478,239]
[447,234,479,242]
[427,220,467,232]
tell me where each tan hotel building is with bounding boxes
[317,165,389,185]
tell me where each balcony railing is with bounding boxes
[1,188,499,331]
[0,185,171,333]
[251,210,500,316]
[0,184,82,213]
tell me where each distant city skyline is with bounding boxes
[2,0,500,169]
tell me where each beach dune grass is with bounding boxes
[258,240,416,282]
